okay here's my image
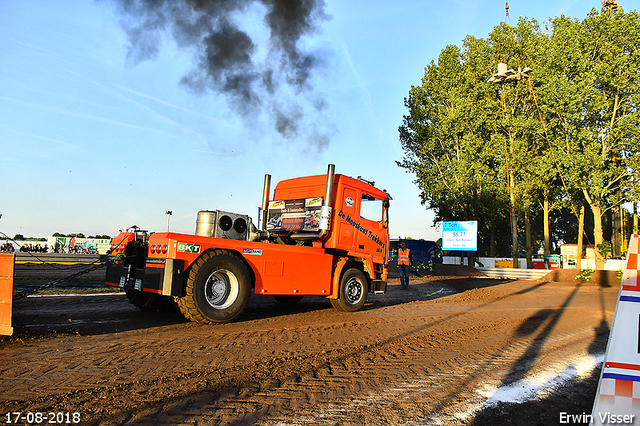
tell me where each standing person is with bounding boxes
[398,240,412,290]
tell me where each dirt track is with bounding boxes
[0,266,620,425]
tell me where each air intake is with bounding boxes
[195,210,252,240]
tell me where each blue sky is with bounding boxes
[0,0,609,241]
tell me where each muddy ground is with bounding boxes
[0,264,620,425]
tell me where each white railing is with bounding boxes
[475,267,550,280]
[443,256,625,271]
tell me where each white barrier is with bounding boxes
[443,256,625,271]
[592,234,640,425]
[475,267,550,280]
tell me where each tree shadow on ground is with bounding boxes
[465,277,614,426]
[499,283,583,387]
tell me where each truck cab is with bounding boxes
[267,173,389,279]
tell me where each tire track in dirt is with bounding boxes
[0,279,616,425]
[93,314,548,424]
[2,303,523,424]
[134,285,607,425]
[251,327,599,426]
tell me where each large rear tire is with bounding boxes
[177,250,251,324]
[330,268,368,312]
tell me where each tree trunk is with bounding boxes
[525,208,532,269]
[577,203,584,271]
[467,252,477,269]
[489,218,496,257]
[511,209,518,268]
[634,201,638,235]
[592,204,605,270]
[543,195,550,256]
[612,203,621,258]
[510,174,518,269]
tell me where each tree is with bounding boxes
[547,9,640,268]
[399,9,640,267]
[398,37,507,262]
[399,18,554,263]
[487,18,552,267]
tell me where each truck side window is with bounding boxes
[360,194,383,223]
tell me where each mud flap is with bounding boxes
[371,279,387,294]
[161,259,184,297]
[106,258,184,297]
[0,254,14,336]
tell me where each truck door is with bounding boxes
[356,193,387,264]
[337,187,358,248]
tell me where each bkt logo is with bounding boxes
[177,243,200,253]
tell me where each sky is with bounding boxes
[0,0,614,241]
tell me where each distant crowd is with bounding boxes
[0,243,14,253]
[1,243,49,253]
[0,243,95,254]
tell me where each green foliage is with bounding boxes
[11,235,45,241]
[617,269,624,280]
[576,268,596,281]
[52,232,86,238]
[596,241,612,259]
[414,261,434,273]
[398,9,640,258]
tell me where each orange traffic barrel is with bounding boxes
[0,253,14,335]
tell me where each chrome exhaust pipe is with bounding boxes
[261,174,271,232]
[319,164,335,232]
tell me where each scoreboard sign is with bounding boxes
[441,221,478,251]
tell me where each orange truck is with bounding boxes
[106,165,391,323]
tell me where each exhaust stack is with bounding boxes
[261,173,271,232]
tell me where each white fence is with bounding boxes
[443,256,625,271]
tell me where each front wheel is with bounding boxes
[331,268,368,312]
[177,250,251,324]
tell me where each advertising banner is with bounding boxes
[267,197,323,232]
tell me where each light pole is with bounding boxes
[489,63,532,269]
[166,211,172,232]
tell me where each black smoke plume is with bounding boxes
[106,0,331,146]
